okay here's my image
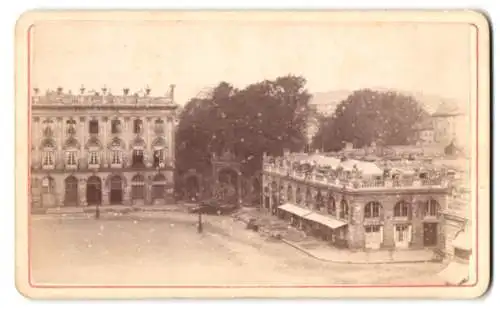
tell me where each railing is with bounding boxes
[33,95,175,106]
[65,164,78,170]
[41,164,55,170]
[88,163,100,169]
[263,165,446,190]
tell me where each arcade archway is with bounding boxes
[64,175,79,206]
[86,176,102,205]
[109,175,123,204]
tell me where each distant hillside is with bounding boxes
[309,88,462,116]
[308,90,352,116]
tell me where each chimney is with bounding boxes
[56,87,63,95]
[123,88,129,96]
[169,84,176,101]
[102,85,107,96]
[145,85,151,96]
[80,85,85,94]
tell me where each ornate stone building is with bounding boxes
[262,151,451,251]
[30,85,179,211]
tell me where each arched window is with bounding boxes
[40,138,56,169]
[327,193,336,215]
[340,199,349,220]
[364,202,382,219]
[131,174,145,200]
[109,137,124,167]
[295,187,302,205]
[424,199,439,217]
[315,191,324,211]
[152,173,166,201]
[131,137,146,167]
[41,176,55,194]
[279,185,285,204]
[287,185,293,202]
[394,201,410,218]
[63,138,79,169]
[305,188,313,207]
[152,137,166,168]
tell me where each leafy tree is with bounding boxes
[312,89,426,151]
[175,75,312,185]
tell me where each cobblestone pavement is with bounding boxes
[30,211,447,286]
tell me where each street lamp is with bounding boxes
[197,211,203,233]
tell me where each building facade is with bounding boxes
[262,152,451,251]
[30,86,179,211]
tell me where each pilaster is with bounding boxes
[78,178,87,206]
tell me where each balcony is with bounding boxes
[263,163,448,191]
[41,164,55,170]
[65,164,78,170]
[110,163,123,169]
[88,163,100,170]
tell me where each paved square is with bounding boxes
[30,211,446,286]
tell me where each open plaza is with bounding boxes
[30,209,446,286]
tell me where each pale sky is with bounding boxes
[31,20,473,106]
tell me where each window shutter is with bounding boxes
[380,225,384,244]
[408,202,412,220]
[393,226,397,244]
[408,225,413,243]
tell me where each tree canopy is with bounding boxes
[175,75,312,179]
[311,89,426,151]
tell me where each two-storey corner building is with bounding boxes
[30,85,179,212]
[261,151,452,252]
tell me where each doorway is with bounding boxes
[423,222,438,247]
[64,176,79,206]
[110,175,123,204]
[86,176,102,205]
[394,224,411,249]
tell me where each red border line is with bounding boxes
[26,22,481,289]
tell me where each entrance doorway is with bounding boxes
[86,176,102,205]
[110,175,123,204]
[64,176,79,206]
[394,224,411,249]
[365,225,382,250]
[423,222,438,247]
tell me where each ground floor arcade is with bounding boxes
[30,170,175,210]
[261,174,447,251]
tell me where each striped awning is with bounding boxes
[303,212,347,230]
[278,203,312,217]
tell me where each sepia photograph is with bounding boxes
[14,10,490,299]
